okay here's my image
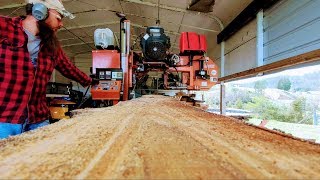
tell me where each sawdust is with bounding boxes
[0,95,320,179]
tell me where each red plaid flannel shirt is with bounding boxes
[0,16,92,124]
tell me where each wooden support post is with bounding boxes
[220,82,226,115]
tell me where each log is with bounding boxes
[0,95,320,179]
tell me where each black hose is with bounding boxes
[77,86,90,108]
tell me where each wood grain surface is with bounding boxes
[0,95,320,179]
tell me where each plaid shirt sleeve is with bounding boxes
[55,47,92,87]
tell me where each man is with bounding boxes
[0,0,96,139]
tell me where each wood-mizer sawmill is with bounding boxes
[1,0,320,179]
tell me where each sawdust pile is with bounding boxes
[0,95,320,179]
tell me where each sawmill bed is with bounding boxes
[0,95,320,179]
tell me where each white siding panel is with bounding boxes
[224,19,257,76]
[225,38,256,76]
[264,0,320,64]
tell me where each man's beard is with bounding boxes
[38,21,60,55]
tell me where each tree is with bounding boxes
[254,80,267,94]
[244,96,294,122]
[277,77,291,91]
[291,97,306,122]
[235,99,243,109]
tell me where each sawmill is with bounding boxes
[1,0,320,179]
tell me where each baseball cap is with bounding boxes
[26,0,75,19]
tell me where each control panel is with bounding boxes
[96,68,123,80]
[99,81,120,91]
[91,80,122,100]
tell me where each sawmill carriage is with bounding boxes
[90,19,219,106]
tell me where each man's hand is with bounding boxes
[91,78,100,86]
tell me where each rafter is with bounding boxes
[62,39,179,48]
[120,0,188,13]
[62,41,94,48]
[0,3,25,9]
[120,0,223,31]
[124,12,219,33]
[60,21,119,31]
[0,0,73,9]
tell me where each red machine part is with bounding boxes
[91,50,132,102]
[92,50,120,74]
[91,80,121,104]
[180,32,207,55]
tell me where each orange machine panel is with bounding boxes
[170,56,218,90]
[91,80,121,100]
[193,56,219,90]
[92,50,120,74]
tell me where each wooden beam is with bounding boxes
[188,0,215,13]
[218,49,320,82]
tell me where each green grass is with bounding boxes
[247,118,320,143]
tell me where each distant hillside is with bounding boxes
[236,71,320,91]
